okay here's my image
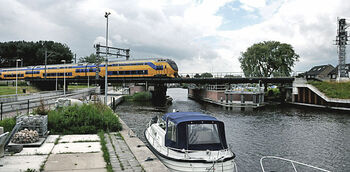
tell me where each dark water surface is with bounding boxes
[115,88,350,172]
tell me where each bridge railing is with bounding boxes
[178,72,244,78]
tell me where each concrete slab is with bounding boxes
[51,142,101,154]
[45,135,60,143]
[14,143,54,156]
[59,134,100,143]
[0,155,47,172]
[44,152,106,171]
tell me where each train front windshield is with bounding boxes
[167,59,178,71]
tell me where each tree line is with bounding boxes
[0,41,73,68]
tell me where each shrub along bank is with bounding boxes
[0,103,122,135]
[48,103,122,134]
[124,91,152,102]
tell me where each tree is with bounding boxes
[239,41,299,77]
[0,41,73,67]
[201,72,213,78]
[194,73,201,78]
[79,53,105,64]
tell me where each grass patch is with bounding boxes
[0,85,39,96]
[124,91,152,102]
[68,85,89,90]
[98,131,113,172]
[308,81,350,99]
[0,117,16,132]
[48,103,122,135]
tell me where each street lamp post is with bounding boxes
[104,11,111,105]
[16,59,21,97]
[61,60,66,96]
[55,70,58,91]
[88,67,92,89]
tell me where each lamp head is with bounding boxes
[105,12,111,18]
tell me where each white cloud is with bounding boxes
[0,0,349,74]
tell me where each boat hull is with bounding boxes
[145,128,236,172]
[158,154,236,172]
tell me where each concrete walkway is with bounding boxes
[0,134,107,172]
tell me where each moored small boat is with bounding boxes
[145,112,237,172]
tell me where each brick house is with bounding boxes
[306,64,334,80]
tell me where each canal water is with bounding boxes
[115,88,350,172]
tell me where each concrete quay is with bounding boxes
[0,90,169,172]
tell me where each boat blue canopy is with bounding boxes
[162,112,219,124]
[162,112,228,151]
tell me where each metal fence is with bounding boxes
[0,88,97,120]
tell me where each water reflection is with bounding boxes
[115,88,350,171]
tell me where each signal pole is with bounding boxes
[336,18,349,81]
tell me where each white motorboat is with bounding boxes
[145,112,237,172]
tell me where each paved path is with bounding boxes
[0,134,107,172]
[105,133,143,171]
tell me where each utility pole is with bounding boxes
[105,11,111,105]
[45,50,47,79]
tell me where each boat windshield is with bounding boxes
[187,123,221,145]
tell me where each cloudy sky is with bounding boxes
[0,0,349,74]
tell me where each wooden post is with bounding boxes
[308,89,312,104]
[27,100,30,114]
[0,102,2,121]
[314,93,317,105]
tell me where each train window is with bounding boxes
[131,71,136,74]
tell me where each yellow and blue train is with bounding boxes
[0,58,178,80]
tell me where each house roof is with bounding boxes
[306,64,334,75]
[328,63,350,75]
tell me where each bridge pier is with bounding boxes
[150,84,167,107]
[31,81,56,91]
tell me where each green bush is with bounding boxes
[48,103,122,134]
[125,91,152,102]
[0,117,16,132]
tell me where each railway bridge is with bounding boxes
[26,76,294,106]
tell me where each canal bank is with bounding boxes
[101,91,169,171]
[116,88,350,172]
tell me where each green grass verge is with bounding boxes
[48,103,122,135]
[68,85,89,90]
[98,131,113,172]
[0,85,39,96]
[308,81,350,99]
